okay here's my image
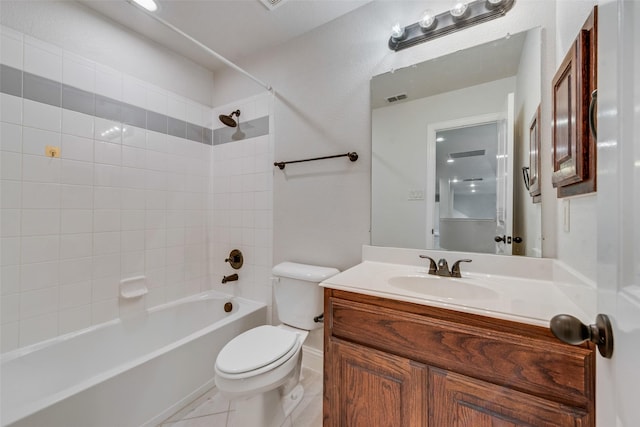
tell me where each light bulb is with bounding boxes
[391,23,405,40]
[418,9,436,30]
[132,0,158,12]
[450,1,468,18]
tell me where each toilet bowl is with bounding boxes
[214,262,339,427]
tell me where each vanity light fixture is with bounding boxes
[418,9,437,30]
[388,0,515,51]
[131,0,158,12]
[390,23,406,41]
[450,1,469,19]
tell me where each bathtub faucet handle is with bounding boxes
[225,249,244,270]
[222,274,239,284]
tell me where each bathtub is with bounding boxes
[1,291,267,427]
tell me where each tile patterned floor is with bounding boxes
[159,367,323,427]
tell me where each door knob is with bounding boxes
[513,236,523,244]
[494,235,506,243]
[550,313,613,358]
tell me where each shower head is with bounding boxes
[219,110,241,127]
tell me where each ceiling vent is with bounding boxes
[386,93,408,103]
[449,149,486,159]
[258,0,288,11]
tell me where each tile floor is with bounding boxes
[159,367,323,427]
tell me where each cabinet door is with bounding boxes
[429,368,591,427]
[324,338,426,427]
[551,7,597,197]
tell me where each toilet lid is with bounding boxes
[216,325,298,375]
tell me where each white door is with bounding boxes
[495,93,515,255]
[595,1,640,425]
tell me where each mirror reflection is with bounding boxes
[371,27,542,257]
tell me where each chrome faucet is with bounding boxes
[419,255,472,278]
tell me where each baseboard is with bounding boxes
[302,345,323,373]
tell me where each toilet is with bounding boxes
[214,262,339,427]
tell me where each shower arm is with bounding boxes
[125,1,273,93]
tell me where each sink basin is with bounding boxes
[388,274,499,300]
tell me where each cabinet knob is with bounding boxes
[494,235,506,243]
[550,313,613,358]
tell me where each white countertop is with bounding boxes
[320,246,596,328]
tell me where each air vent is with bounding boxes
[386,93,408,103]
[449,149,486,159]
[258,0,288,11]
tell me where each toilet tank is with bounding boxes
[272,262,339,331]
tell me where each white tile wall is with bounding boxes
[0,26,227,353]
[210,93,274,321]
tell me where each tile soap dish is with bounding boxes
[120,276,148,299]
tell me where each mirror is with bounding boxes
[371,27,542,257]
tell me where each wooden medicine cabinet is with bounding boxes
[551,7,597,197]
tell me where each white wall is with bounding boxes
[553,0,598,281]
[0,21,217,351]
[514,28,543,256]
[371,78,515,249]
[210,94,275,323]
[212,0,558,275]
[0,1,214,106]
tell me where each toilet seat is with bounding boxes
[215,325,300,379]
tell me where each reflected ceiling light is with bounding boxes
[131,0,158,12]
[447,158,454,163]
[451,178,460,183]
[388,0,515,51]
[470,183,476,188]
[471,189,476,193]
[436,136,445,142]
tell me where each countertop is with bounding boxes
[321,255,594,328]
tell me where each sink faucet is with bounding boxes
[419,256,472,278]
[437,258,451,276]
[451,259,472,278]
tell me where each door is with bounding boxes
[427,110,511,254]
[495,93,515,255]
[429,368,590,426]
[324,338,426,426]
[595,1,640,425]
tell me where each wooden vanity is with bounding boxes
[323,288,595,426]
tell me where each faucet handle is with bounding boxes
[451,259,472,278]
[419,255,438,275]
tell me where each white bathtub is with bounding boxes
[1,291,267,427]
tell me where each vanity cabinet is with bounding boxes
[323,289,595,426]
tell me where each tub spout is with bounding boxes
[222,274,238,284]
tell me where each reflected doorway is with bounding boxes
[426,94,514,255]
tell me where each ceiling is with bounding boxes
[80,0,372,72]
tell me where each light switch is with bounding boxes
[563,199,570,232]
[408,189,425,201]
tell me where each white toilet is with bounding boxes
[214,262,339,427]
